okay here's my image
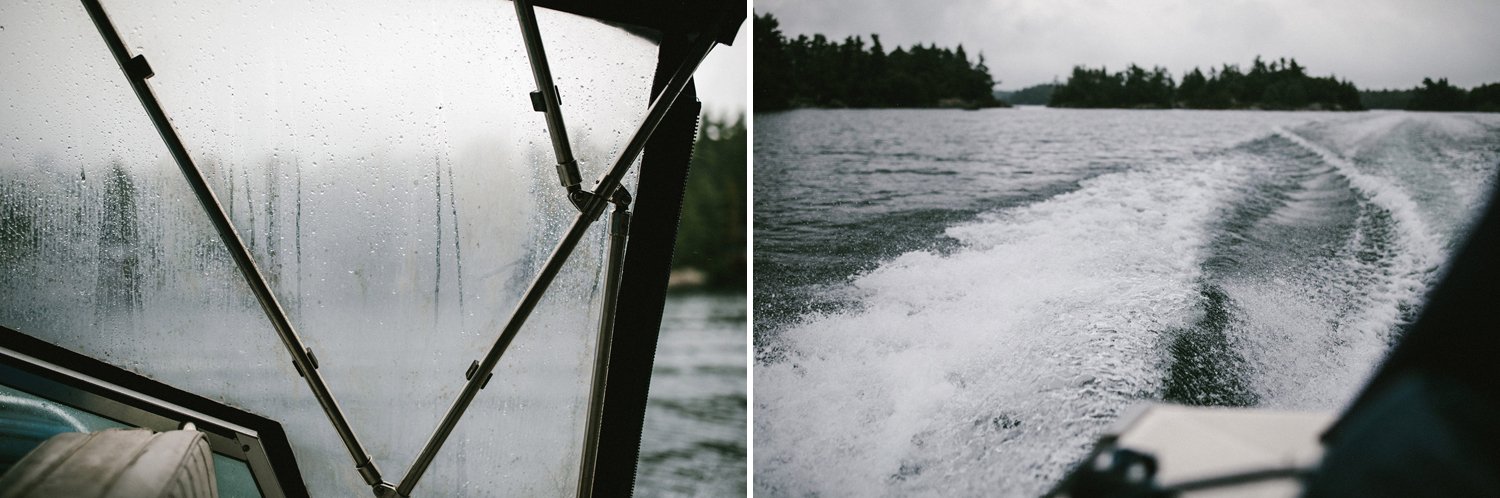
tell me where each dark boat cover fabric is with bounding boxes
[1307,176,1500,496]
[532,0,744,45]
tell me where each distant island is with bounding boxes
[1049,58,1363,110]
[1361,78,1500,112]
[996,83,1056,106]
[1007,77,1500,112]
[754,13,1004,111]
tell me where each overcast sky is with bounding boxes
[756,0,1500,90]
[697,22,749,117]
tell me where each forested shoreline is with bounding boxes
[754,13,1002,111]
[1361,79,1500,112]
[674,114,747,290]
[755,10,1499,114]
[1049,58,1363,110]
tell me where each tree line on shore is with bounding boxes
[755,10,1498,114]
[1016,78,1500,112]
[1049,58,1364,110]
[754,13,1001,110]
[1361,79,1500,112]
[674,114,746,291]
[1010,77,1500,112]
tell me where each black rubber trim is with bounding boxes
[0,325,310,498]
[588,32,702,497]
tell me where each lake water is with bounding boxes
[753,108,1500,496]
[635,293,748,497]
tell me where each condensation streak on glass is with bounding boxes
[0,1,656,495]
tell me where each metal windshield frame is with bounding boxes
[78,0,735,496]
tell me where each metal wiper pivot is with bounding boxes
[78,0,394,494]
[392,12,717,498]
[513,3,635,491]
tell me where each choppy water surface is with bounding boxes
[636,293,748,497]
[753,108,1500,496]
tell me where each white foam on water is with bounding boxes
[755,158,1254,496]
[1296,113,1499,241]
[755,113,1498,497]
[1220,127,1446,412]
[1308,112,1488,158]
[1278,129,1443,307]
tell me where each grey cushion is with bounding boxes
[0,429,216,498]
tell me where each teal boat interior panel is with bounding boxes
[0,325,300,497]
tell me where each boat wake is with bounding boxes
[754,113,1499,496]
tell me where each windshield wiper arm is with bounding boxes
[516,0,592,210]
[79,0,392,493]
[392,26,717,498]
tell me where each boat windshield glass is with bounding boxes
[0,1,657,495]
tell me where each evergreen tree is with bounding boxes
[674,114,746,289]
[753,13,794,110]
[1469,83,1500,112]
[1050,57,1364,110]
[1408,78,1469,111]
[1360,88,1414,109]
[1003,83,1056,105]
[753,12,1003,110]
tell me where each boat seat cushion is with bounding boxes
[0,428,216,498]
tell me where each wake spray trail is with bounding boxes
[1169,130,1432,411]
[755,157,1256,496]
[1192,128,1441,410]
[755,114,1496,497]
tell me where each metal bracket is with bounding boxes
[79,0,385,489]
[128,54,153,79]
[608,186,633,208]
[372,481,400,498]
[530,91,546,112]
[515,0,583,197]
[292,348,318,377]
[392,29,717,498]
[464,360,493,389]
[529,85,561,112]
[564,184,632,218]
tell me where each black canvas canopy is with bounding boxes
[533,0,744,45]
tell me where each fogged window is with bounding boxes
[0,1,656,495]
